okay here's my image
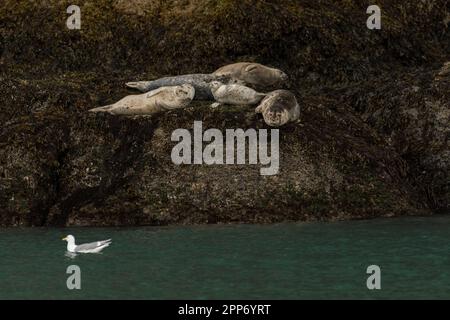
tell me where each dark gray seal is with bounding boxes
[126,74,235,101]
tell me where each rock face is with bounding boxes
[0,0,448,226]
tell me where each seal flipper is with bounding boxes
[88,105,115,114]
[256,92,267,100]
[210,102,221,109]
[126,81,152,92]
[145,87,166,98]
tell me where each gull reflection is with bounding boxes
[65,251,78,259]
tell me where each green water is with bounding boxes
[0,215,449,299]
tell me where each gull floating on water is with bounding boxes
[62,235,112,253]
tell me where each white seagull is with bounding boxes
[62,235,112,253]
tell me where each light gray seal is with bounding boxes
[255,90,300,127]
[213,62,288,89]
[126,74,236,100]
[89,84,195,115]
[209,81,266,106]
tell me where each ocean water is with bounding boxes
[0,215,449,299]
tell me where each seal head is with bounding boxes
[256,90,300,127]
[163,84,196,109]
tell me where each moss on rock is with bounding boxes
[0,0,448,226]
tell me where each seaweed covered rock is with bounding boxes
[0,0,448,226]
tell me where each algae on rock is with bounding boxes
[0,0,448,226]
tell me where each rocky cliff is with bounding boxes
[0,0,448,226]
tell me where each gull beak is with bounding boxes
[62,237,67,241]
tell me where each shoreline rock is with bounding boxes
[0,0,448,226]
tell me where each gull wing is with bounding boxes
[74,239,112,252]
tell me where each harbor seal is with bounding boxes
[255,90,300,127]
[126,74,237,101]
[89,84,195,115]
[209,81,266,106]
[213,62,288,89]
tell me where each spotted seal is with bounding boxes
[255,90,300,127]
[126,74,237,101]
[89,84,195,115]
[209,81,266,106]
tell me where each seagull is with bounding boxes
[62,235,112,253]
